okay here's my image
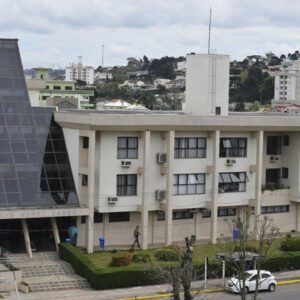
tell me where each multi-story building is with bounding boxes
[65,56,94,85]
[273,60,300,104]
[26,68,94,109]
[2,39,300,258]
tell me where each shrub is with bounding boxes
[155,248,180,262]
[132,253,151,263]
[165,244,182,256]
[111,249,118,254]
[280,236,300,251]
[110,252,132,267]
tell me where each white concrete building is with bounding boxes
[3,40,300,257]
[65,56,95,85]
[273,60,300,104]
[53,54,300,251]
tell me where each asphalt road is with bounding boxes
[198,283,300,300]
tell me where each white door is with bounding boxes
[248,274,260,291]
[260,273,271,290]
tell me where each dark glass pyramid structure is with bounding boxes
[0,39,79,207]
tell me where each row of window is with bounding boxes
[82,172,249,196]
[82,135,290,159]
[81,205,291,224]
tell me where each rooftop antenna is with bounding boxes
[208,8,212,54]
[101,45,104,68]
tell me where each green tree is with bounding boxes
[249,101,260,112]
[234,95,245,112]
[149,56,176,79]
[260,76,274,104]
[136,91,157,109]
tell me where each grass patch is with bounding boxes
[59,237,300,290]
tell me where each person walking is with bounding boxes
[132,225,141,249]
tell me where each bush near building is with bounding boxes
[59,240,300,290]
[111,253,132,267]
[281,236,300,251]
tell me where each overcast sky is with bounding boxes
[1,0,300,68]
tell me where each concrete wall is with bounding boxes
[185,53,229,116]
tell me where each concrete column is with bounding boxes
[254,130,264,233]
[141,131,151,249]
[296,203,300,232]
[51,218,60,252]
[21,219,32,259]
[165,130,175,245]
[86,130,96,253]
[210,130,220,244]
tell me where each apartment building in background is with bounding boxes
[273,59,300,105]
[2,39,300,257]
[65,56,94,85]
[26,68,94,109]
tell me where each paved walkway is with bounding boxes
[2,269,300,300]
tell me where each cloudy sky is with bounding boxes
[1,0,300,68]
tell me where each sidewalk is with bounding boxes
[2,269,300,300]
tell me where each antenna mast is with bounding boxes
[101,45,104,68]
[208,8,212,54]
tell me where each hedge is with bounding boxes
[280,237,300,252]
[59,243,300,290]
[59,243,160,289]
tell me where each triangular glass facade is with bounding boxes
[0,39,79,207]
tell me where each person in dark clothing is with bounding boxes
[132,225,141,249]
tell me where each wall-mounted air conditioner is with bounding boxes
[270,156,280,162]
[226,159,236,166]
[156,153,167,164]
[107,196,118,204]
[155,190,166,201]
[121,160,132,168]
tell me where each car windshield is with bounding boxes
[235,272,252,280]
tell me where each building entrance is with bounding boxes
[0,219,26,253]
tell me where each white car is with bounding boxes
[226,270,277,294]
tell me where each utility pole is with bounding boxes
[101,45,104,68]
[208,8,212,54]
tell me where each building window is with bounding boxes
[117,137,138,159]
[202,209,211,218]
[173,173,205,195]
[82,174,88,186]
[218,172,247,193]
[45,85,49,89]
[156,210,194,221]
[117,174,137,196]
[261,205,289,214]
[218,208,236,217]
[81,216,86,224]
[267,136,282,155]
[53,85,61,90]
[82,136,89,149]
[220,138,247,157]
[282,167,289,179]
[265,168,281,189]
[109,212,130,222]
[42,96,48,100]
[174,137,206,159]
[94,212,103,223]
[282,135,289,146]
[65,86,73,90]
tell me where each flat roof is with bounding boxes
[54,109,300,132]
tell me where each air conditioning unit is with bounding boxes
[226,159,236,166]
[155,190,166,201]
[107,196,118,204]
[156,153,167,164]
[121,160,132,168]
[270,156,280,162]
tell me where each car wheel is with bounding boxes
[268,284,276,292]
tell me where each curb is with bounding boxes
[115,278,300,300]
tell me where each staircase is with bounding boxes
[7,252,90,292]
